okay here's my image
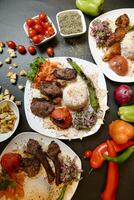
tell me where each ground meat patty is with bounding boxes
[31,98,54,118]
[53,68,77,80]
[21,157,40,177]
[40,81,62,99]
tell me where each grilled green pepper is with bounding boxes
[76,0,105,17]
[118,105,134,123]
[56,184,67,200]
[67,58,99,112]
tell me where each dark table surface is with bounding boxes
[0,0,134,199]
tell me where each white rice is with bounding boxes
[63,77,88,110]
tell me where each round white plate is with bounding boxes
[88,8,134,83]
[24,57,107,140]
[0,100,19,142]
[0,131,82,200]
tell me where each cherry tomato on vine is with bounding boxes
[39,12,47,22]
[17,45,26,54]
[26,18,35,27]
[46,47,54,57]
[28,46,36,55]
[6,41,16,49]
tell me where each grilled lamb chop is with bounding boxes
[26,139,55,183]
[21,156,40,177]
[47,141,61,186]
[40,81,62,99]
[53,68,77,80]
[31,98,54,118]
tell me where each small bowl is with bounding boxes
[23,15,57,45]
[0,100,19,142]
[56,9,86,38]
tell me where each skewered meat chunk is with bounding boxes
[106,27,126,47]
[53,68,77,80]
[103,43,121,61]
[40,81,62,99]
[47,141,61,186]
[115,14,129,28]
[21,157,40,177]
[26,139,55,183]
[31,98,54,118]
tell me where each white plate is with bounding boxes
[0,131,82,200]
[88,8,134,83]
[0,100,19,142]
[24,57,107,140]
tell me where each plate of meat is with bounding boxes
[0,132,82,200]
[24,57,108,140]
[88,8,134,82]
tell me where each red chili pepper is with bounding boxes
[90,140,134,169]
[101,140,119,200]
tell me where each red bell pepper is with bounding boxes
[89,140,134,169]
[101,140,119,200]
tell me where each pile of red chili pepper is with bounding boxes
[84,139,134,200]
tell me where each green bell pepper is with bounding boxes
[76,0,105,17]
[118,105,134,123]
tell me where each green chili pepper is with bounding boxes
[67,58,99,112]
[56,184,67,200]
[118,105,134,123]
[76,0,105,17]
[104,145,134,164]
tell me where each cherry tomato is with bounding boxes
[46,47,54,57]
[17,45,26,54]
[42,22,50,29]
[45,30,50,38]
[109,55,128,76]
[34,18,41,25]
[47,26,54,36]
[28,29,37,38]
[39,11,47,22]
[26,18,35,27]
[32,35,43,44]
[34,24,43,33]
[84,150,92,159]
[28,45,36,55]
[6,41,16,49]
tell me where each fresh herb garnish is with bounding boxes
[27,56,45,81]
[0,170,17,191]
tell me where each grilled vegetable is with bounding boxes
[1,153,22,173]
[118,105,134,123]
[67,58,99,112]
[56,185,67,200]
